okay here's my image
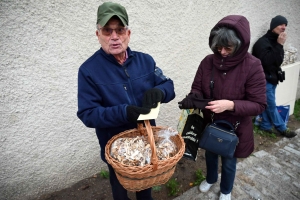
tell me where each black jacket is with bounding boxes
[252,30,284,85]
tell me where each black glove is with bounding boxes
[142,88,164,108]
[126,106,151,123]
[178,93,211,109]
[178,94,194,109]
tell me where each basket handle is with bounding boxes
[137,120,158,171]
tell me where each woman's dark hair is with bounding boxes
[210,27,241,55]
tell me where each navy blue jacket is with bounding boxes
[77,47,175,162]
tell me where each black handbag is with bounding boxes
[181,109,205,161]
[199,119,239,158]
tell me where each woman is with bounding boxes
[178,15,266,200]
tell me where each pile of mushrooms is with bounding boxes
[110,129,177,166]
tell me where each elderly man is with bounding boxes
[77,2,175,200]
[252,15,296,138]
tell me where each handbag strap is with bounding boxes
[210,60,240,130]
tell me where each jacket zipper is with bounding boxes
[124,67,130,77]
[210,126,239,145]
[123,85,131,104]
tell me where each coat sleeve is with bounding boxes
[190,61,205,96]
[232,59,267,116]
[77,66,129,129]
[153,67,176,103]
[190,56,213,99]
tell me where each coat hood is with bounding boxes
[209,15,251,70]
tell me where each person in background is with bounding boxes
[252,15,297,138]
[178,15,266,200]
[77,2,175,200]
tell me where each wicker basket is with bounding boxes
[105,120,185,191]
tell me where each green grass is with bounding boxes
[253,124,277,138]
[166,178,180,196]
[193,169,206,186]
[99,170,109,179]
[152,185,162,192]
[294,99,300,121]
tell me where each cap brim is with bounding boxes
[98,14,127,26]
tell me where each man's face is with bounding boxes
[96,18,131,56]
[272,24,286,35]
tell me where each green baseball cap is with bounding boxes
[97,2,129,26]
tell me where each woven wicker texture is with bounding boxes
[105,120,185,191]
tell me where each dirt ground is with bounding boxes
[35,115,299,200]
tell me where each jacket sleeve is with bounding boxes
[232,59,267,116]
[252,38,284,72]
[77,66,128,129]
[190,59,206,97]
[153,67,176,103]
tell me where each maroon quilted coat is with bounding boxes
[191,15,267,158]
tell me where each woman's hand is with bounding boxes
[205,100,234,113]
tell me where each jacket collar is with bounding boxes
[99,47,135,65]
[266,30,279,41]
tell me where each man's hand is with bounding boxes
[142,88,164,109]
[277,32,287,45]
[205,100,234,113]
[126,106,151,123]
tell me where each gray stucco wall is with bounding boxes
[1,0,299,199]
